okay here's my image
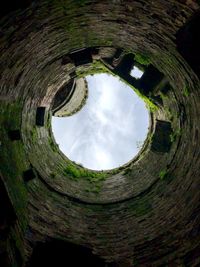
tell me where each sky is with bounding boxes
[52,73,149,170]
[130,66,144,79]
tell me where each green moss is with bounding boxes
[76,60,110,78]
[85,183,102,194]
[170,129,181,143]
[159,92,168,101]
[120,77,158,112]
[63,162,107,182]
[30,127,37,141]
[123,168,132,175]
[49,138,59,152]
[129,200,152,216]
[0,112,40,263]
[63,161,108,193]
[134,53,151,66]
[0,102,28,232]
[159,169,168,180]
[165,107,173,121]
[77,60,157,112]
[183,86,190,97]
[159,171,174,184]
[47,112,52,129]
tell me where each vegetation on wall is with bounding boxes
[77,59,157,112]
[76,60,110,78]
[0,102,28,231]
[183,85,190,97]
[63,161,108,193]
[121,78,158,112]
[63,162,107,182]
[0,102,29,265]
[159,169,169,180]
[134,53,151,66]
[170,129,181,143]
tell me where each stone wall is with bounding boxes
[0,1,200,266]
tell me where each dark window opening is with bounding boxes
[114,54,135,76]
[151,120,172,153]
[23,169,36,182]
[176,11,200,77]
[112,54,164,97]
[8,130,21,141]
[61,55,72,65]
[69,48,93,66]
[28,239,106,267]
[52,79,75,115]
[0,0,34,18]
[160,83,171,95]
[138,65,164,95]
[35,107,46,126]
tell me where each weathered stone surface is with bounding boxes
[0,0,200,266]
[53,78,88,117]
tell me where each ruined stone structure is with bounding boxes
[52,77,88,117]
[0,1,200,266]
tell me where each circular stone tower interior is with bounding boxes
[0,1,200,267]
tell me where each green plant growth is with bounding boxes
[183,86,190,97]
[123,167,132,175]
[134,53,151,66]
[159,169,174,183]
[49,138,59,152]
[84,183,103,194]
[47,112,52,129]
[76,60,111,78]
[120,77,158,112]
[63,162,107,182]
[165,107,173,121]
[170,129,181,143]
[77,60,157,112]
[159,92,168,101]
[63,161,108,193]
[30,127,37,141]
[159,169,168,180]
[0,102,28,232]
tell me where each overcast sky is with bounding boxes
[52,73,149,170]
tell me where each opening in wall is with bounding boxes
[36,107,46,126]
[28,239,106,267]
[130,66,144,79]
[52,73,150,171]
